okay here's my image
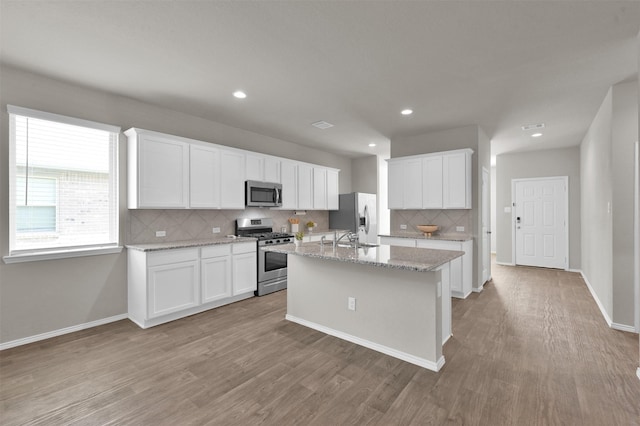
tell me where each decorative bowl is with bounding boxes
[416,225,439,237]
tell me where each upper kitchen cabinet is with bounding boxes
[126,128,189,209]
[245,153,281,183]
[219,149,246,209]
[442,150,472,209]
[280,160,298,210]
[387,148,473,210]
[327,169,339,210]
[312,167,340,210]
[387,157,423,209]
[297,163,314,210]
[190,144,220,208]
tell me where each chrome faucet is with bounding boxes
[334,230,358,248]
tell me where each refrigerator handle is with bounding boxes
[363,205,370,234]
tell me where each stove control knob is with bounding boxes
[283,238,291,243]
[275,239,281,244]
[265,240,272,245]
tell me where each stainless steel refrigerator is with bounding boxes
[329,192,378,244]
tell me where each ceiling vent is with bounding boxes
[311,121,334,130]
[521,123,545,131]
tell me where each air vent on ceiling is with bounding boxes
[521,123,545,131]
[311,120,334,130]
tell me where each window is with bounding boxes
[7,105,120,259]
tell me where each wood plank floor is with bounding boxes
[1,260,639,425]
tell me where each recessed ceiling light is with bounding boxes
[368,143,376,147]
[233,90,247,99]
[401,109,413,116]
[311,121,334,129]
[531,133,543,138]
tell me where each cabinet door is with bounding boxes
[190,144,220,208]
[443,152,470,209]
[245,153,265,181]
[297,163,313,210]
[449,257,463,293]
[138,135,189,208]
[220,150,246,209]
[422,155,443,209]
[404,158,423,209]
[148,260,199,318]
[313,167,327,210]
[387,161,404,209]
[327,169,339,210]
[201,256,232,303]
[280,160,298,209]
[379,236,416,247]
[232,252,257,295]
[264,157,281,183]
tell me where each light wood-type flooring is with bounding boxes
[1,261,639,425]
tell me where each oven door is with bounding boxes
[258,246,288,282]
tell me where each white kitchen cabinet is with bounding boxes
[245,153,264,182]
[378,236,416,248]
[220,149,246,209]
[297,163,314,210]
[443,151,472,209]
[190,144,221,209]
[415,239,473,298]
[200,245,232,303]
[128,242,257,329]
[232,243,257,295]
[126,128,189,209]
[422,155,443,209]
[147,249,200,318]
[280,160,298,209]
[387,158,422,209]
[387,149,473,210]
[264,156,281,183]
[327,169,339,210]
[313,167,328,209]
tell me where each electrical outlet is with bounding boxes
[212,227,221,233]
[456,226,465,232]
[155,231,166,237]
[400,224,407,230]
[348,297,356,311]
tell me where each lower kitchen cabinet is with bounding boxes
[128,242,257,328]
[379,236,473,299]
[231,243,257,295]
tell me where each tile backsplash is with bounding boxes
[390,210,473,235]
[127,208,329,244]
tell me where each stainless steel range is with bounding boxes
[236,218,293,296]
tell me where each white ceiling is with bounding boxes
[1,1,638,159]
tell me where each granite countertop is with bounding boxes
[379,233,473,242]
[262,243,463,272]
[126,236,257,252]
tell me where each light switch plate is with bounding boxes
[456,226,465,232]
[212,227,221,233]
[155,231,166,237]
[400,224,407,230]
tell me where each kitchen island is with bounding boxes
[262,243,463,371]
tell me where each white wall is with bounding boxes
[0,65,352,345]
[495,147,581,270]
[581,80,638,328]
[351,155,378,194]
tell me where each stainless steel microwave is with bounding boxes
[245,180,282,207]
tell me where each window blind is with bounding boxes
[8,105,120,254]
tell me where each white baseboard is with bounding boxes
[579,271,613,327]
[637,367,640,381]
[611,323,638,333]
[0,314,128,351]
[285,314,445,372]
[495,261,515,266]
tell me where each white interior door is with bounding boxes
[514,177,568,269]
[482,167,491,283]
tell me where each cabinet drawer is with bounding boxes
[201,244,231,259]
[148,248,199,267]
[232,242,256,254]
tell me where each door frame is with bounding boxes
[482,167,491,283]
[511,176,569,270]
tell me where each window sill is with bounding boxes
[3,246,123,264]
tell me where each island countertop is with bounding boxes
[262,243,463,272]
[379,233,473,242]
